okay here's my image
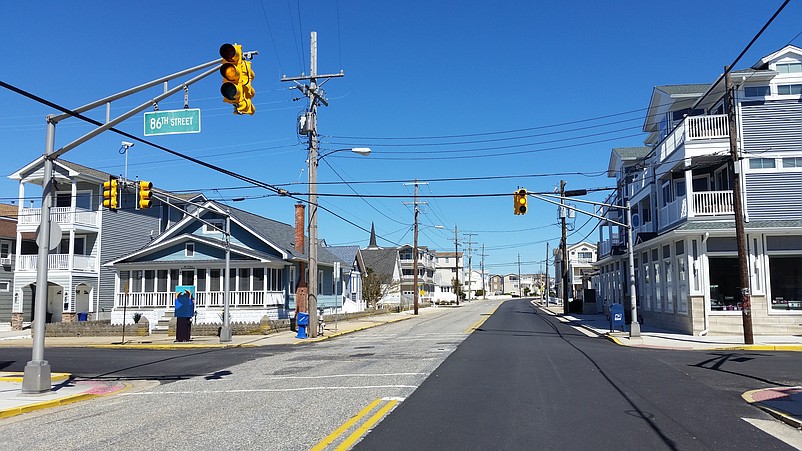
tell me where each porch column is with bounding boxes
[684,160,694,218]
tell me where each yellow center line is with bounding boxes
[310,398,384,451]
[334,399,399,451]
[465,305,499,333]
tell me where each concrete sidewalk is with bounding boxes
[0,308,430,419]
[536,301,802,429]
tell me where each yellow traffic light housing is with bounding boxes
[103,176,119,212]
[138,180,153,209]
[219,43,255,115]
[514,188,528,215]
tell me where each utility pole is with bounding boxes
[480,244,487,299]
[282,32,344,337]
[454,224,460,305]
[545,242,550,305]
[464,233,477,301]
[517,253,522,298]
[404,180,427,314]
[725,66,754,344]
[560,180,569,314]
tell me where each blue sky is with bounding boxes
[1,1,800,275]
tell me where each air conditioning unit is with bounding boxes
[0,257,11,266]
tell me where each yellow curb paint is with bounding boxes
[0,372,71,383]
[311,398,384,451]
[605,335,624,346]
[334,399,399,451]
[0,381,133,420]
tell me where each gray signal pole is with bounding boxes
[282,31,343,337]
[464,233,477,301]
[21,56,225,394]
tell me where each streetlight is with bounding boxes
[308,147,371,337]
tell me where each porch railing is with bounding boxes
[692,190,734,216]
[15,254,97,272]
[115,290,285,308]
[658,114,729,162]
[18,207,98,227]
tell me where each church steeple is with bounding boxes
[368,222,378,249]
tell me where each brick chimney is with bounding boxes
[294,203,308,315]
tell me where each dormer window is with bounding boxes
[744,85,770,97]
[776,62,802,73]
[204,219,225,234]
[185,243,195,257]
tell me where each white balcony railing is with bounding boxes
[658,197,688,230]
[658,114,729,162]
[18,207,98,228]
[692,190,734,216]
[114,290,285,309]
[15,254,97,272]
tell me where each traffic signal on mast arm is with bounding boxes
[138,181,153,209]
[103,176,119,212]
[219,43,255,115]
[514,188,528,215]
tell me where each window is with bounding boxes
[144,270,155,292]
[197,270,206,292]
[777,84,802,95]
[576,251,593,262]
[210,269,221,292]
[185,243,195,257]
[204,219,225,233]
[170,269,179,292]
[253,268,264,291]
[769,256,802,311]
[0,241,10,258]
[744,85,770,97]
[749,158,776,169]
[289,266,296,293]
[782,157,802,168]
[0,280,10,292]
[709,257,741,311]
[776,62,802,73]
[661,181,673,206]
[158,270,168,292]
[58,236,86,255]
[238,269,250,291]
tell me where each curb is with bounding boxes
[294,315,414,343]
[0,372,71,383]
[742,387,802,429]
[0,380,132,420]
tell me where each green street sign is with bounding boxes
[144,108,201,136]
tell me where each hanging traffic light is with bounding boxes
[219,43,255,115]
[138,180,153,209]
[103,176,119,212]
[514,188,528,215]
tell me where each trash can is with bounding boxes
[296,312,309,339]
[77,312,88,322]
[610,303,625,332]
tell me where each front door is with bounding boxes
[181,270,195,287]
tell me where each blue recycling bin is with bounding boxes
[610,303,625,332]
[77,312,88,322]
[296,312,309,339]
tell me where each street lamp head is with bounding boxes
[350,147,371,156]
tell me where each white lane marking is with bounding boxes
[122,385,419,396]
[742,417,802,448]
[267,373,426,380]
[556,316,570,323]
[563,315,578,321]
[572,325,598,337]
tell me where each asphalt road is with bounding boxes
[355,299,802,450]
[2,299,801,450]
[0,301,500,450]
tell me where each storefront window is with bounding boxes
[709,257,740,311]
[769,256,802,311]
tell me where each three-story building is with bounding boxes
[597,45,802,335]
